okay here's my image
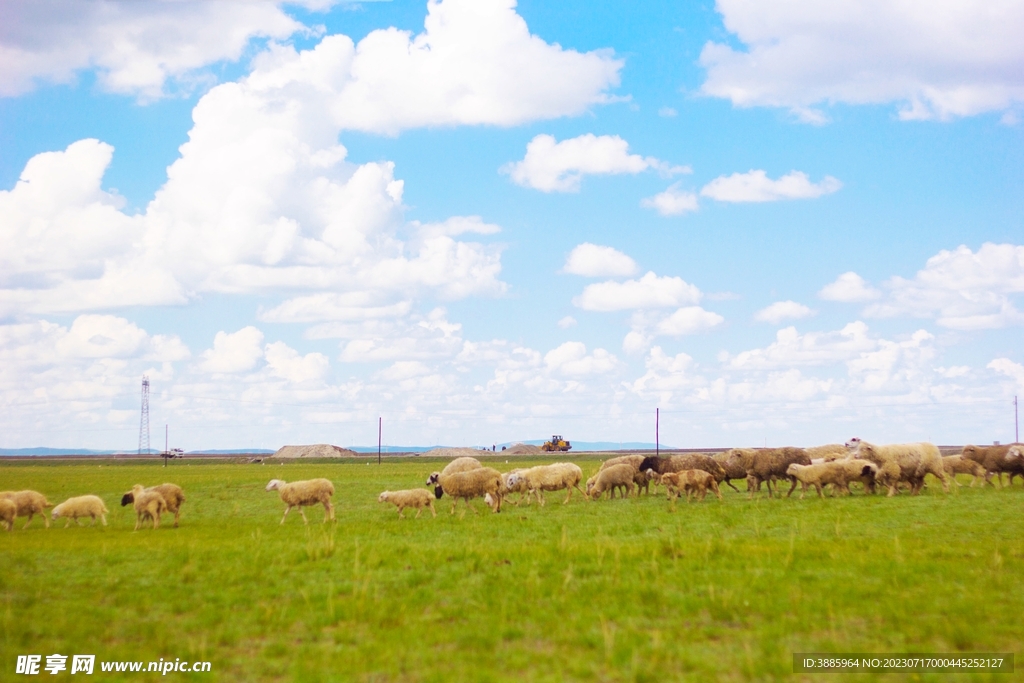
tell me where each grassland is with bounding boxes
[1,456,1022,682]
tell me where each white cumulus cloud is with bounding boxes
[819,272,881,303]
[563,243,637,277]
[655,307,725,336]
[503,134,684,192]
[700,0,1024,121]
[200,327,266,374]
[573,272,702,311]
[641,183,699,216]
[700,170,842,203]
[754,301,815,325]
[544,342,619,377]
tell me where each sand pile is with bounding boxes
[502,443,542,455]
[271,444,358,459]
[420,447,492,458]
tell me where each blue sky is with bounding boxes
[1,0,1022,451]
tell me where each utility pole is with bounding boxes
[163,424,168,468]
[656,408,659,458]
[378,417,382,465]
[138,376,150,455]
[1015,395,1019,443]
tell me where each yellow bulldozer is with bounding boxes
[541,435,571,452]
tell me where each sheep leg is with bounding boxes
[724,479,740,493]
[323,502,335,522]
[536,490,546,507]
[153,512,161,529]
[99,514,107,526]
[298,508,308,525]
[174,509,180,527]
[75,517,83,526]
[428,501,436,517]
[784,476,798,498]
[397,505,406,519]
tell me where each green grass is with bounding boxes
[1,457,1022,682]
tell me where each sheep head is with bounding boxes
[377,491,390,503]
[845,437,862,450]
[426,472,441,486]
[265,479,285,492]
[785,463,801,477]
[638,456,663,473]
[120,492,134,507]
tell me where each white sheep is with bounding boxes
[0,490,53,529]
[130,484,167,530]
[500,469,531,506]
[121,483,186,527]
[586,464,635,500]
[429,467,503,514]
[440,457,483,476]
[378,489,436,518]
[845,439,948,496]
[51,495,108,527]
[266,478,335,524]
[506,463,587,505]
[0,498,16,531]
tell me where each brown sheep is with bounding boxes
[961,444,1024,486]
[723,447,811,498]
[0,490,53,529]
[653,470,722,505]
[639,454,730,493]
[941,455,988,487]
[711,451,747,492]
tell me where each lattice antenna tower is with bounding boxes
[138,375,151,455]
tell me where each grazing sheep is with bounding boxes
[430,467,503,514]
[639,454,730,494]
[805,444,851,461]
[120,483,186,527]
[846,439,948,496]
[941,455,988,487]
[378,489,436,518]
[51,495,108,527]
[130,484,167,530]
[785,460,878,498]
[961,444,1024,486]
[507,463,587,505]
[651,469,722,504]
[0,490,53,529]
[0,498,16,531]
[265,478,335,524]
[723,447,811,498]
[586,463,635,500]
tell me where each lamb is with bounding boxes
[0,498,16,531]
[650,469,722,504]
[785,460,878,499]
[51,495,108,527]
[639,454,731,493]
[130,484,167,530]
[506,463,587,505]
[265,478,335,524]
[120,483,186,527]
[722,447,811,498]
[845,439,948,496]
[0,490,53,529]
[429,467,503,514]
[961,444,1023,486]
[586,463,635,500]
[500,469,531,505]
[941,455,988,487]
[378,489,436,518]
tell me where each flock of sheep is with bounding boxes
[2,439,1022,530]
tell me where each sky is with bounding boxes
[1,0,1023,451]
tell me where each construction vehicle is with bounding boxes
[541,435,571,452]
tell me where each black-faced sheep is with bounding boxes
[430,467,503,514]
[130,484,167,530]
[586,463,635,500]
[507,463,587,505]
[378,489,436,518]
[265,478,335,524]
[786,460,878,498]
[0,498,16,531]
[723,447,811,498]
[941,455,988,487]
[120,483,186,527]
[0,490,53,529]
[846,439,948,496]
[51,495,108,527]
[639,454,730,494]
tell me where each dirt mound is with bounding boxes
[502,443,542,455]
[271,444,358,459]
[420,447,493,459]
